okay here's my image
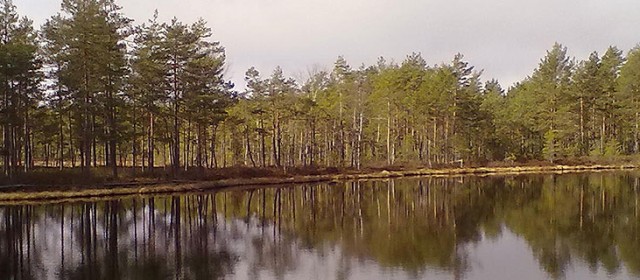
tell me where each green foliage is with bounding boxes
[542,130,558,162]
[0,0,42,176]
[2,0,640,177]
[604,139,621,156]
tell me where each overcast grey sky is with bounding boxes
[13,0,640,89]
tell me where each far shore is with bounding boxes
[0,164,636,204]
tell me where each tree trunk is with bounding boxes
[184,118,191,170]
[59,112,64,170]
[580,97,585,155]
[196,122,204,175]
[272,114,280,167]
[92,115,97,167]
[132,102,138,175]
[69,112,76,168]
[601,115,606,155]
[245,125,256,167]
[211,124,218,168]
[387,102,391,166]
[148,112,155,173]
[635,111,639,153]
[260,118,266,167]
[82,54,92,175]
[23,107,32,172]
[3,125,11,178]
[356,112,363,170]
[310,120,316,166]
[172,101,180,175]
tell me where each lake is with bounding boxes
[1,172,640,279]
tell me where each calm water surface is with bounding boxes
[2,172,640,279]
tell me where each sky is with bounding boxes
[13,0,640,90]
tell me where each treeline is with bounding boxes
[1,0,232,178]
[1,0,640,179]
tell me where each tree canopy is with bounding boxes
[1,0,640,180]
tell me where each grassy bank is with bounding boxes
[0,163,636,203]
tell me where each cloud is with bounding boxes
[14,0,640,90]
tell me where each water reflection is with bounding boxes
[1,172,640,279]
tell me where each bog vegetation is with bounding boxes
[1,0,640,180]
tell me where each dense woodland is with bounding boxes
[2,0,640,179]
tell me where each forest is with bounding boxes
[2,0,640,180]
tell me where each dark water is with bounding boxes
[2,172,640,280]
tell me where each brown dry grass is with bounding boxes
[0,163,635,204]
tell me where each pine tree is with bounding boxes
[163,18,192,173]
[571,52,601,155]
[183,19,233,171]
[530,43,573,161]
[0,0,41,177]
[130,10,168,173]
[598,46,624,154]
[618,46,640,152]
[44,0,131,177]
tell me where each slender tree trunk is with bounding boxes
[222,126,227,168]
[601,115,606,155]
[356,112,363,170]
[444,117,449,163]
[310,119,316,166]
[141,121,146,172]
[272,114,280,167]
[386,101,393,165]
[635,111,639,153]
[580,97,585,155]
[184,118,191,170]
[325,125,329,166]
[10,126,17,174]
[211,124,218,168]
[2,87,9,177]
[104,136,109,167]
[148,112,155,173]
[339,89,344,167]
[162,142,167,170]
[109,89,118,178]
[260,118,266,167]
[430,121,436,167]
[277,119,283,167]
[23,107,31,172]
[3,124,11,178]
[83,106,91,171]
[69,112,75,168]
[92,115,97,167]
[172,101,180,175]
[45,143,50,167]
[82,55,92,175]
[196,122,204,175]
[109,127,117,178]
[245,125,256,167]
[132,101,138,175]
[299,128,305,166]
[58,111,64,170]
[170,50,181,174]
[351,109,357,168]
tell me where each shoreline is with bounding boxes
[0,164,636,203]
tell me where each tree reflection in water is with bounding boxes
[0,196,237,280]
[1,172,640,279]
